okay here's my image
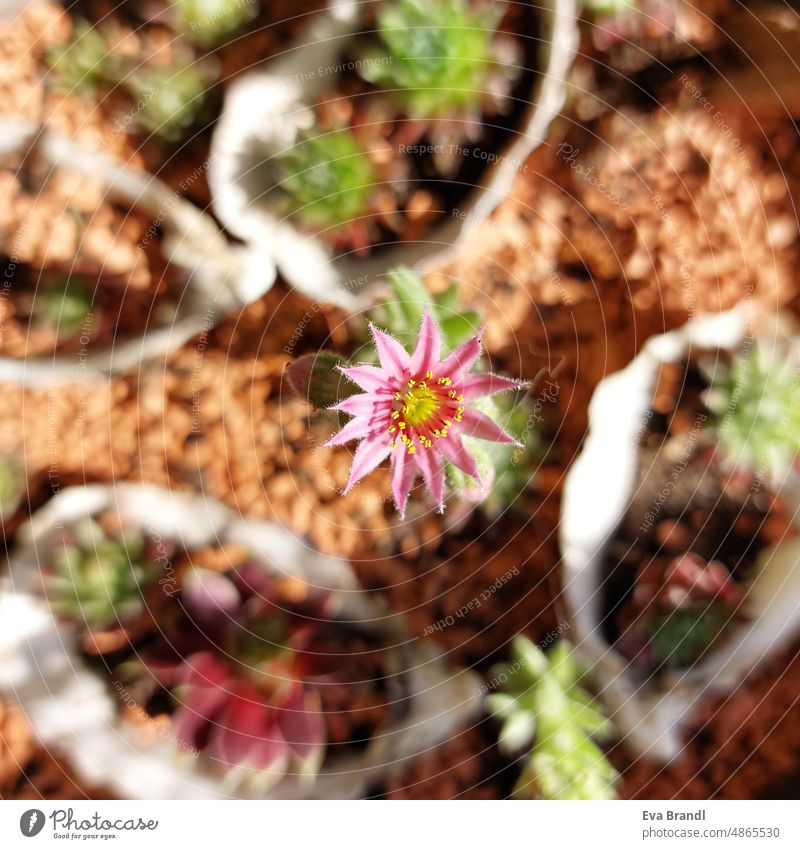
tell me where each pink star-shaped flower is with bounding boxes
[326,309,525,516]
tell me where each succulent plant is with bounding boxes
[31,275,95,341]
[122,63,213,142]
[288,268,532,516]
[488,637,619,800]
[616,553,746,672]
[358,0,508,120]
[45,518,159,632]
[46,20,118,96]
[702,337,800,483]
[173,0,258,48]
[374,268,537,513]
[47,19,213,142]
[273,129,379,234]
[132,563,333,787]
[326,304,526,516]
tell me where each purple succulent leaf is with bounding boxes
[182,567,242,623]
[277,686,326,771]
[211,683,290,772]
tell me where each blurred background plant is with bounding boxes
[47,18,216,142]
[272,128,380,241]
[358,0,517,122]
[172,0,259,48]
[120,62,215,142]
[702,327,800,483]
[46,19,117,96]
[488,637,619,799]
[29,275,95,343]
[615,553,746,674]
[43,517,160,632]
[121,562,334,788]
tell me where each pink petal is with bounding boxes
[390,442,417,517]
[432,332,482,382]
[325,415,381,447]
[182,568,241,623]
[409,308,442,376]
[459,407,520,444]
[369,323,411,375]
[340,364,391,392]
[331,393,392,417]
[414,446,445,510]
[343,436,392,494]
[461,372,526,401]
[438,433,482,485]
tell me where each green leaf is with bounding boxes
[491,639,619,800]
[512,635,549,683]
[485,692,517,720]
[438,311,480,350]
[174,0,256,48]
[498,711,537,755]
[46,21,116,96]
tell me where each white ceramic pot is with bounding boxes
[208,0,579,304]
[560,308,800,761]
[0,483,481,799]
[0,119,273,385]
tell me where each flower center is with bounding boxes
[402,384,440,426]
[388,372,464,453]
